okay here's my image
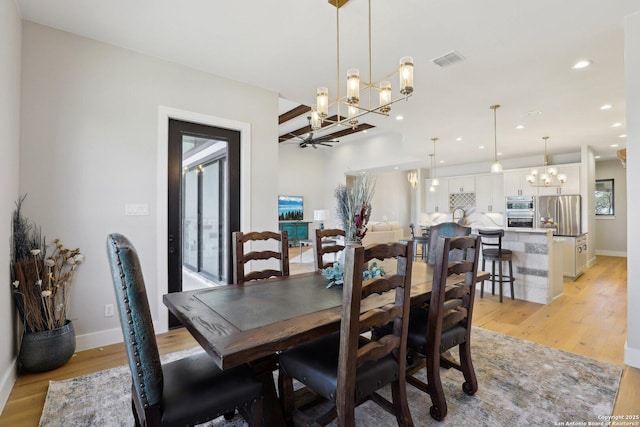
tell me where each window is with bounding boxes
[595,179,614,215]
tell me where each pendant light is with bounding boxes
[428,154,436,192]
[490,104,503,173]
[431,137,440,186]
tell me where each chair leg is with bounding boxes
[509,259,515,300]
[458,340,478,396]
[247,398,264,427]
[277,368,295,426]
[480,258,486,298]
[132,400,142,427]
[491,260,496,296]
[390,376,414,427]
[426,354,447,421]
[498,260,504,303]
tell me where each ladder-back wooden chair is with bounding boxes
[313,228,345,271]
[278,241,415,427]
[406,234,481,421]
[233,230,289,284]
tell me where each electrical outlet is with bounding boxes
[104,304,115,317]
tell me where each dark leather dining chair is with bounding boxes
[106,233,264,427]
[233,230,289,284]
[425,222,471,265]
[313,228,345,270]
[406,234,481,421]
[278,241,415,427]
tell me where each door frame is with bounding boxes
[156,106,251,334]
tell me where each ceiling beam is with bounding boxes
[278,105,311,125]
[279,115,375,143]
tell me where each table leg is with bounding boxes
[250,355,286,427]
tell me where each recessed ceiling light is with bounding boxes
[393,166,399,170]
[439,160,445,164]
[610,144,619,148]
[611,122,622,127]
[362,130,368,133]
[595,155,601,159]
[516,125,525,130]
[498,152,503,156]
[619,134,627,138]
[456,137,462,141]
[479,145,485,149]
[600,104,613,110]
[572,59,592,69]
[395,115,404,121]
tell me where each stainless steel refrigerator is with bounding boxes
[537,195,581,236]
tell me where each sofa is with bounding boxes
[361,221,405,246]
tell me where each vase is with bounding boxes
[18,319,76,373]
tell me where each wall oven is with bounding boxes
[505,195,535,229]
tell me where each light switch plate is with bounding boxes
[125,203,149,216]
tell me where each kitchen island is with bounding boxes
[474,228,563,304]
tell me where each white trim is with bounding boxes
[0,357,17,414]
[625,340,640,369]
[595,250,627,257]
[156,106,251,333]
[75,327,124,352]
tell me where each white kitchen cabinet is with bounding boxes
[537,164,581,196]
[555,233,587,280]
[503,170,536,197]
[476,174,505,212]
[425,178,450,213]
[448,176,475,194]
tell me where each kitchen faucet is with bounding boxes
[452,207,465,224]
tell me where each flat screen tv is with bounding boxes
[278,195,303,221]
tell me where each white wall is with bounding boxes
[595,159,627,256]
[19,22,279,350]
[625,11,640,368]
[0,0,22,411]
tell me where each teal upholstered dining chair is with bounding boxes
[425,222,471,265]
[106,233,264,427]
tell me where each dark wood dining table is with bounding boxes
[163,263,489,425]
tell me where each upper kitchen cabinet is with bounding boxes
[425,178,450,213]
[536,164,581,196]
[476,174,505,212]
[448,176,475,194]
[503,170,537,197]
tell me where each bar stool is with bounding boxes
[478,229,515,303]
[410,223,429,261]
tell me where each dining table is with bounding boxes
[163,262,489,426]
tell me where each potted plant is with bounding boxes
[334,173,376,244]
[10,196,84,372]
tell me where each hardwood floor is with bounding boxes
[0,254,635,426]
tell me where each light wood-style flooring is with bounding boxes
[0,254,636,426]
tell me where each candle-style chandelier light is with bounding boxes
[309,0,414,132]
[407,171,418,188]
[526,136,567,187]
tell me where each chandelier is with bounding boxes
[490,104,503,173]
[310,0,414,132]
[407,171,418,188]
[526,136,567,187]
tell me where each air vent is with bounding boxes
[431,50,466,67]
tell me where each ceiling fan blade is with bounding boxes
[317,143,334,147]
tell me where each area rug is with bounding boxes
[39,328,622,427]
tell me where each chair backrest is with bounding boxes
[426,222,472,265]
[427,235,481,354]
[233,230,290,283]
[106,233,163,413]
[478,228,505,255]
[409,223,416,239]
[337,241,414,410]
[313,228,345,271]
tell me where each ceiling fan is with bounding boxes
[285,116,340,149]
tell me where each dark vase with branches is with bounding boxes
[10,196,84,372]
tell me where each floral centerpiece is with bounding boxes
[10,196,84,333]
[334,173,376,243]
[321,261,386,289]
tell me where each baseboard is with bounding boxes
[75,320,165,352]
[625,341,640,369]
[595,250,627,257]
[0,357,17,415]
